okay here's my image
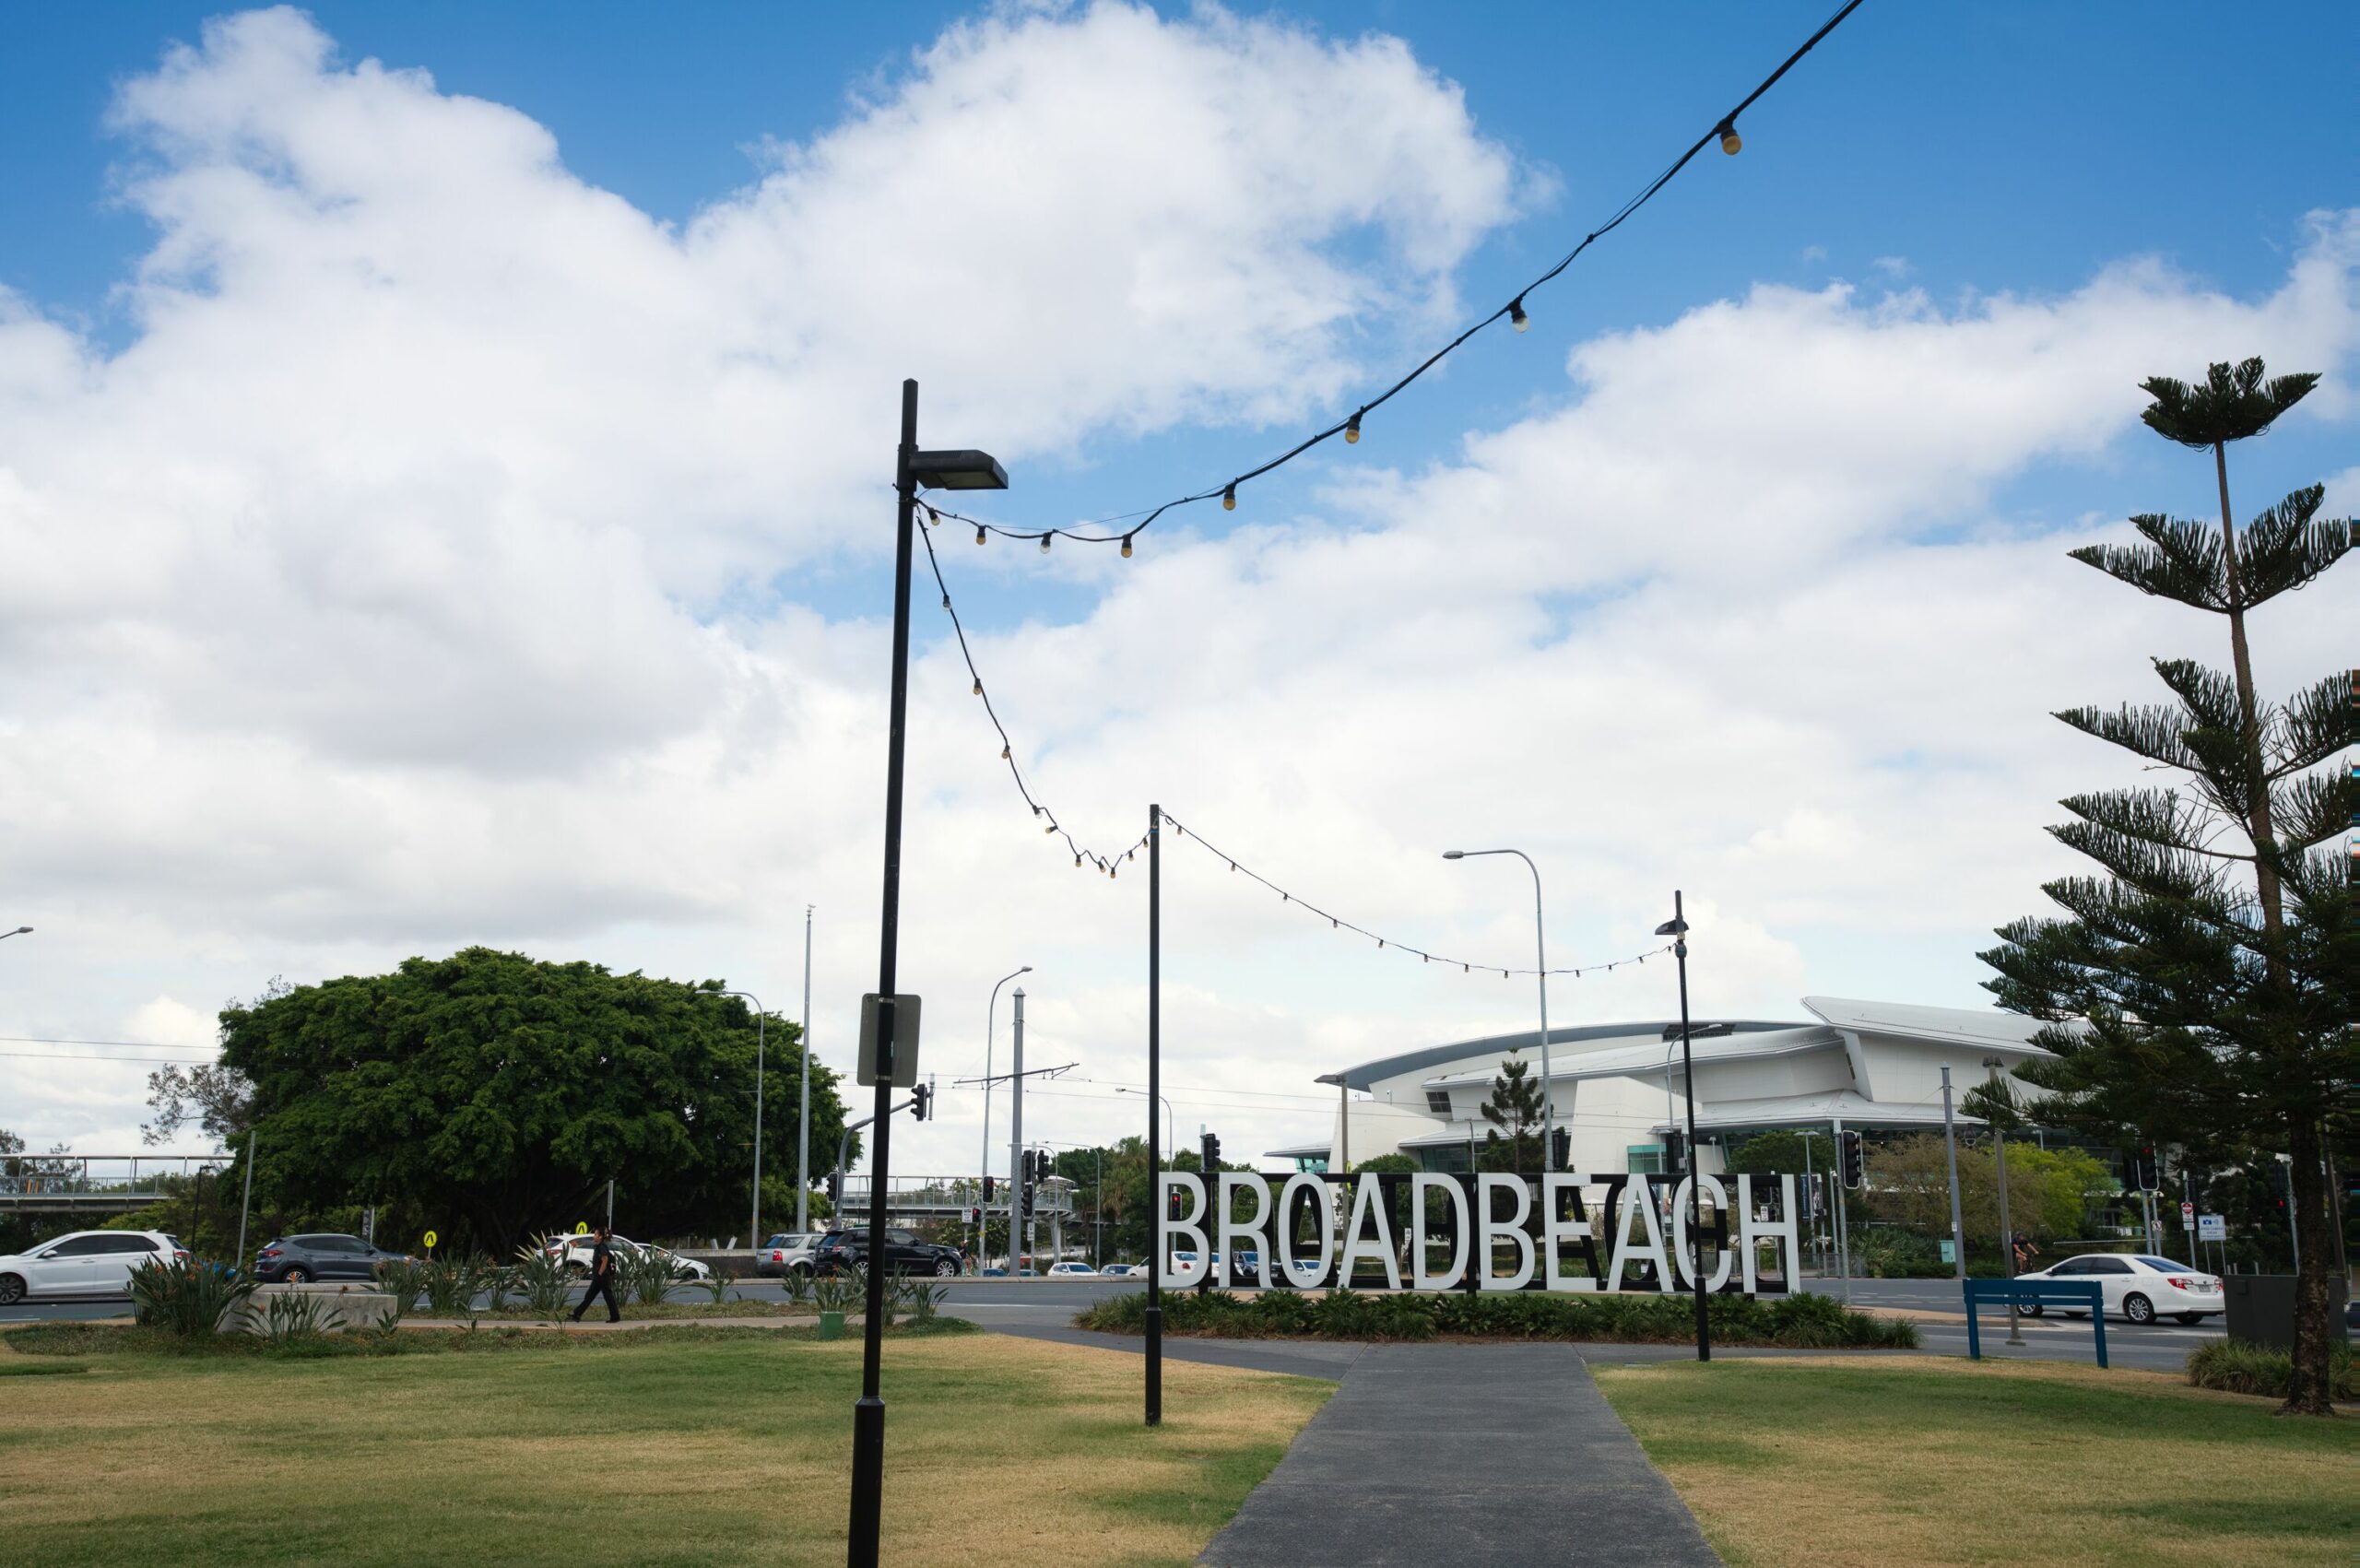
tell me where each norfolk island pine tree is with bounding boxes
[1980,358,2354,1416]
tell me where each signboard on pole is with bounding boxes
[856,993,922,1087]
[2197,1213,2226,1242]
[2179,1200,2195,1227]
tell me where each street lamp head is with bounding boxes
[912,449,1009,490]
[3,925,29,937]
[1653,917,1688,937]
[1441,850,1466,860]
[1313,1072,1347,1087]
[1019,965,1032,974]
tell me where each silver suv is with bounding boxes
[756,1232,821,1279]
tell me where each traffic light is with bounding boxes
[911,1083,931,1122]
[1550,1126,1571,1171]
[983,1175,996,1203]
[1167,1188,1186,1221]
[1201,1132,1221,1171]
[1839,1130,1864,1190]
[828,1168,844,1208]
[1664,1130,1686,1175]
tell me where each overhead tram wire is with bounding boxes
[912,0,1870,555]
[919,525,1674,980]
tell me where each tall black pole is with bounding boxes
[846,378,918,1566]
[1673,889,1709,1362]
[1145,802,1163,1426]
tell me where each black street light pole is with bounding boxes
[1657,892,1708,1362]
[847,381,1005,1568]
[1145,801,1163,1425]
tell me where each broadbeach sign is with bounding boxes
[1157,1170,1802,1294]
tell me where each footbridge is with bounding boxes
[0,1152,230,1214]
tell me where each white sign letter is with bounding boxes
[1607,1176,1675,1292]
[1669,1175,1736,1291]
[1157,1172,1208,1289]
[1411,1173,1469,1291]
[1476,1173,1535,1291]
[1736,1174,1800,1294]
[1335,1173,1401,1290]
[1276,1173,1334,1289]
[1542,1173,1599,1292]
[1219,1173,1272,1289]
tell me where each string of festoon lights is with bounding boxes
[915,523,1674,981]
[914,0,1869,555]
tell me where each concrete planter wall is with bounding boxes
[222,1282,397,1336]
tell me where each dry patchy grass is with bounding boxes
[1594,1355,2357,1568]
[0,1326,1327,1568]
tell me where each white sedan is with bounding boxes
[1045,1262,1097,1278]
[546,1233,711,1281]
[2013,1254,2223,1325]
[0,1230,187,1303]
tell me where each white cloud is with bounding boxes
[4,8,2356,1182]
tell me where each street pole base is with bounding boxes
[1144,1305,1162,1426]
[847,1395,886,1567]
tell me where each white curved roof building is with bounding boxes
[1269,996,2051,1174]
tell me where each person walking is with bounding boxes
[571,1225,621,1324]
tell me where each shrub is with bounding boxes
[418,1254,491,1315]
[617,1245,678,1307]
[893,1279,947,1324]
[512,1239,572,1317]
[373,1257,431,1321]
[693,1268,738,1306]
[260,1290,332,1349]
[2187,1338,2354,1400]
[483,1266,520,1312]
[811,1267,866,1316]
[127,1258,254,1338]
[1073,1287,1916,1349]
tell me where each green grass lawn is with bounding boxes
[0,1323,1329,1567]
[1594,1357,2358,1568]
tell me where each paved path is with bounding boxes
[1199,1344,1720,1568]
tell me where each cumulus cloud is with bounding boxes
[4,7,2356,1174]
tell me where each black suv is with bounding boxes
[253,1233,410,1284]
[812,1227,962,1278]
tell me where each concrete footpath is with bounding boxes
[1199,1343,1720,1568]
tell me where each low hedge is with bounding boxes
[2185,1338,2355,1400]
[1073,1288,1917,1349]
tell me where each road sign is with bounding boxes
[2179,1201,2195,1224]
[422,1230,438,1250]
[857,993,923,1087]
[2198,1213,2226,1241]
[574,1221,589,1234]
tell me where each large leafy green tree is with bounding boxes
[1981,359,2354,1415]
[220,948,848,1250]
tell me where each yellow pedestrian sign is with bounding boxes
[422,1230,438,1251]
[574,1221,589,1234]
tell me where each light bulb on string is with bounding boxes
[975,525,987,546]
[972,678,983,697]
[1344,413,1361,445]
[1074,854,1082,867]
[1120,535,1133,558]
[1039,534,1052,554]
[1044,821,1057,835]
[1221,485,1236,512]
[1001,745,1010,760]
[1509,296,1529,333]
[1717,119,1741,156]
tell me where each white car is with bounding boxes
[1099,1264,1135,1278]
[546,1233,712,1281]
[0,1230,188,1303]
[1045,1262,1097,1278]
[2014,1254,2224,1325]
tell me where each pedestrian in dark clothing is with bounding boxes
[571,1226,621,1323]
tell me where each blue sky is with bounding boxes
[2,3,2353,1165]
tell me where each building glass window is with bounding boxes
[1626,1145,1666,1174]
[1420,1146,1471,1174]
[1292,1155,1328,1173]
[1424,1090,1453,1114]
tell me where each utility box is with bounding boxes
[2223,1274,2350,1349]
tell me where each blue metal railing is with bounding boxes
[1963,1278,2107,1368]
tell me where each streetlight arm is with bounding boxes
[1442,846,1552,1168]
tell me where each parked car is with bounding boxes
[545,1232,712,1281]
[0,1230,186,1303]
[2012,1254,2223,1325]
[1098,1263,1135,1278]
[252,1232,411,1284]
[814,1228,962,1278]
[1228,1248,1262,1285]
[756,1232,822,1279]
[1165,1249,1222,1281]
[1045,1262,1096,1278]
